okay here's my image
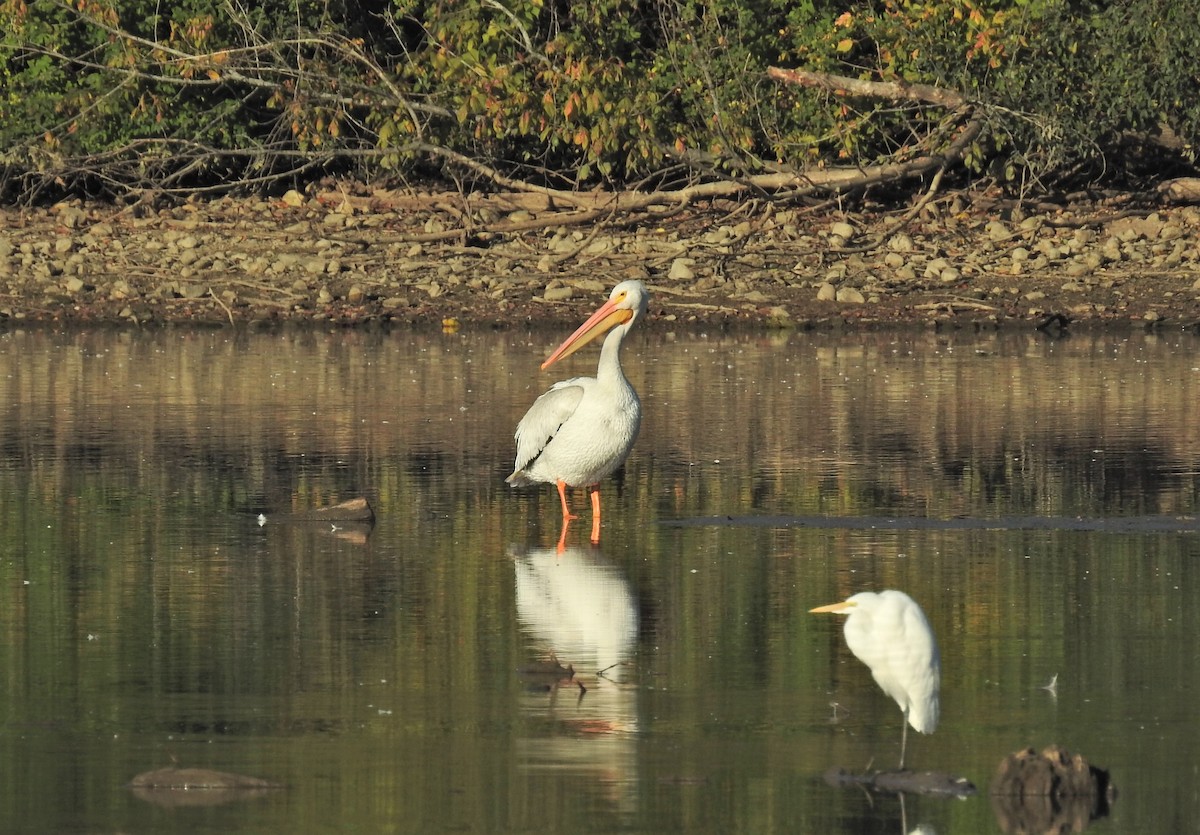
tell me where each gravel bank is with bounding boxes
[2,189,1199,329]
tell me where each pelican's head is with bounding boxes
[541,280,649,370]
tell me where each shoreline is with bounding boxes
[2,189,1199,330]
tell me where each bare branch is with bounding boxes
[766,67,969,110]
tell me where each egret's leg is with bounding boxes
[556,480,578,520]
[589,486,601,543]
[899,718,909,770]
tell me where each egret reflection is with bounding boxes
[811,590,941,769]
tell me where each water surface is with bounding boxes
[1,325,1198,833]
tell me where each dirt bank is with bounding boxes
[2,188,1198,330]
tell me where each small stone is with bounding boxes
[887,233,915,253]
[64,277,85,293]
[1072,228,1097,247]
[543,285,573,302]
[836,287,865,303]
[281,190,305,207]
[1024,291,1047,302]
[668,258,695,281]
[816,282,837,301]
[1160,223,1184,242]
[347,285,365,304]
[317,286,334,304]
[985,221,1010,242]
[829,221,856,241]
[924,257,951,278]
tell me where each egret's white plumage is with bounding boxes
[507,280,648,542]
[811,590,941,768]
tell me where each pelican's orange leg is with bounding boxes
[589,485,602,543]
[556,516,571,553]
[556,479,578,520]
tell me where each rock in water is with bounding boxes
[990,745,1116,833]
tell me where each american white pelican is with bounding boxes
[811,590,941,769]
[507,280,649,543]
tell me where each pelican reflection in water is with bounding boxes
[512,543,641,813]
[507,280,648,544]
[512,543,638,682]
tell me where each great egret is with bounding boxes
[811,589,940,769]
[507,280,648,543]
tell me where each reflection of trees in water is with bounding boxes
[3,328,1197,520]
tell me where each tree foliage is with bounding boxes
[0,0,1196,199]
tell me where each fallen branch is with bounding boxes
[765,67,969,109]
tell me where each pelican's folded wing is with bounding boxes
[507,379,587,483]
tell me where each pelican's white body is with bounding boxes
[507,281,646,490]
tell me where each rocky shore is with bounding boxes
[2,187,1199,329]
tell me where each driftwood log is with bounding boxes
[990,745,1115,833]
[1159,177,1200,203]
[824,767,977,798]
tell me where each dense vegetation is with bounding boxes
[1,0,1197,200]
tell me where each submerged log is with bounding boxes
[990,745,1115,833]
[288,496,375,523]
[824,767,977,798]
[128,767,283,808]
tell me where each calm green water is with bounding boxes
[1,325,1198,833]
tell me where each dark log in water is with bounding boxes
[824,767,977,798]
[990,745,1116,833]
